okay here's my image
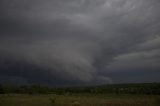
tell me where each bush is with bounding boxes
[50,97,56,106]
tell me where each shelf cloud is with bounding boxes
[0,0,160,86]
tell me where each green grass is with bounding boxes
[0,94,159,106]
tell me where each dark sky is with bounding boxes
[0,0,160,86]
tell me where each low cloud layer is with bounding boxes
[0,0,160,86]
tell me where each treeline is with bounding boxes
[0,83,160,95]
[0,85,52,94]
[60,83,160,95]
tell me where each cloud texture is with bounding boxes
[0,0,160,86]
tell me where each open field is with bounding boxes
[0,94,160,106]
[0,83,160,106]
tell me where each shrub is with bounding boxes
[50,97,56,106]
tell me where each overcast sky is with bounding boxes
[0,0,160,86]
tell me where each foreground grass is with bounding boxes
[0,94,160,106]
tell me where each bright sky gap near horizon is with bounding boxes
[0,0,160,86]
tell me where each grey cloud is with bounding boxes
[107,50,160,71]
[0,0,160,86]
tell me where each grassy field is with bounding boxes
[0,94,160,106]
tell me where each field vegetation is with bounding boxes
[0,83,160,106]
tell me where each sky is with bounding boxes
[0,0,160,86]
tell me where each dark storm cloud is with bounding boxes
[0,0,160,86]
